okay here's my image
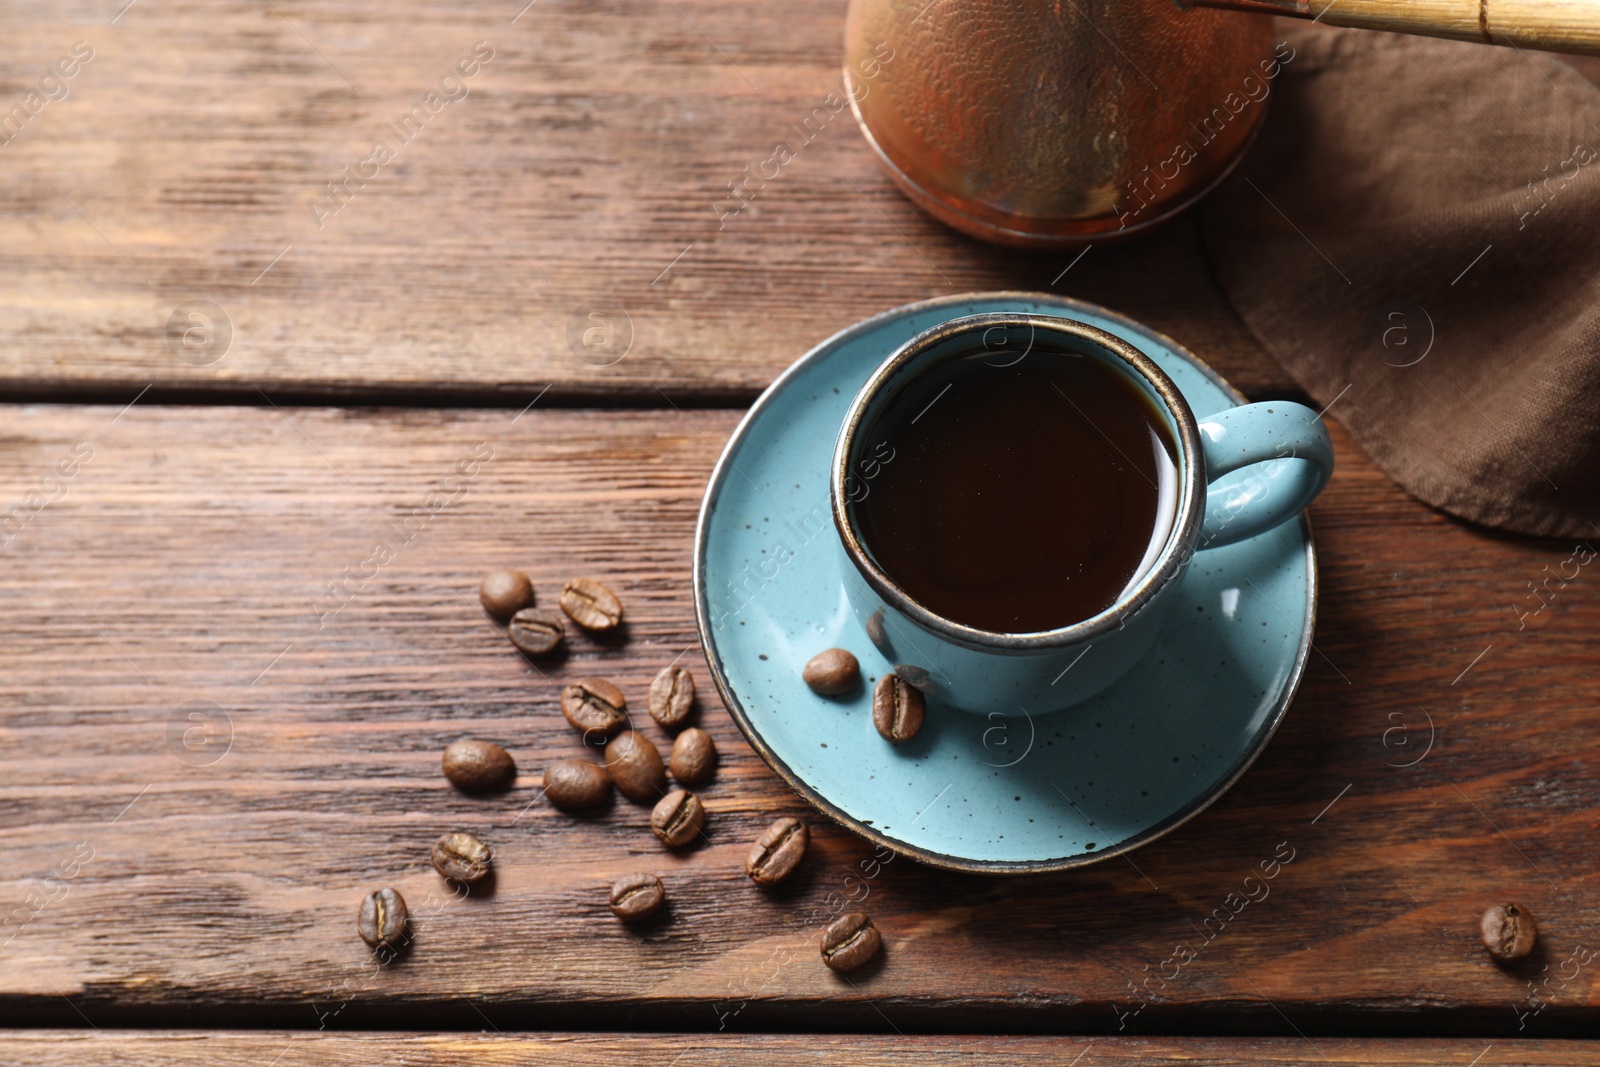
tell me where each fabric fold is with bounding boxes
[1203,23,1600,538]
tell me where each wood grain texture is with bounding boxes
[2,405,1599,1032]
[0,0,1291,404]
[1299,0,1600,55]
[3,4,1597,405]
[1,1032,1596,1066]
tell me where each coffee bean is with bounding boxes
[442,739,516,792]
[820,910,881,972]
[561,678,628,737]
[872,673,925,743]
[605,730,666,804]
[431,831,493,885]
[357,887,408,953]
[1481,902,1538,961]
[803,648,860,696]
[479,569,533,620]
[508,608,565,655]
[543,758,613,812]
[609,872,666,923]
[669,727,717,786]
[560,577,623,631]
[648,665,696,730]
[745,816,808,886]
[650,789,705,848]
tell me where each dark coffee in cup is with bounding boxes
[830,310,1333,714]
[848,346,1180,634]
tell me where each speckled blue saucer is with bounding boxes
[693,292,1316,874]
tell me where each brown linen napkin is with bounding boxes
[1203,23,1600,539]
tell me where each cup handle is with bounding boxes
[1195,402,1334,550]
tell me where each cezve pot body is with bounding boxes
[844,1,1282,247]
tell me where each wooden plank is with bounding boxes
[0,0,1290,403]
[1,405,1598,1033]
[1,1032,1595,1066]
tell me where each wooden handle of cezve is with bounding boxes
[1195,0,1600,57]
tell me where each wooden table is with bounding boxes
[3,3,1597,1064]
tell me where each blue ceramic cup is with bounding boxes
[829,313,1334,716]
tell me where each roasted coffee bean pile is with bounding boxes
[354,571,876,974]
